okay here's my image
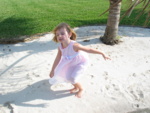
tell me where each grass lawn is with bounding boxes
[0,0,149,39]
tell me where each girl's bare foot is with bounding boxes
[75,89,83,98]
[70,88,78,93]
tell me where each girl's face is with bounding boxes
[56,28,71,43]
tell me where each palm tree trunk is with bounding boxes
[101,0,122,45]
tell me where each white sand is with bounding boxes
[0,26,150,113]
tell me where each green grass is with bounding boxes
[0,0,149,39]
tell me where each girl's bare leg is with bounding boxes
[70,84,78,93]
[73,83,83,98]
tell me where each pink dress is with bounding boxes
[49,40,89,84]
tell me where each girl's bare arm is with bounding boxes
[49,48,62,77]
[73,43,111,60]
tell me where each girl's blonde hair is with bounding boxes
[52,23,77,42]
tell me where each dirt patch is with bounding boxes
[0,32,51,44]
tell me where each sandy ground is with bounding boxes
[0,26,150,113]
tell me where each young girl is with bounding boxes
[49,23,110,98]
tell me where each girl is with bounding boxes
[49,23,110,98]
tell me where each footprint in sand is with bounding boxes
[32,72,40,77]
[127,86,144,104]
[103,71,109,80]
[26,74,32,80]
[89,75,95,79]
[112,83,120,91]
[132,73,137,77]
[2,46,12,52]
[132,103,140,108]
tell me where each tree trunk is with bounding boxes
[100,0,122,45]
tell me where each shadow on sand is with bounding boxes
[127,108,150,113]
[0,79,74,108]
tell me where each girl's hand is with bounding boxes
[49,71,54,78]
[103,55,111,60]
